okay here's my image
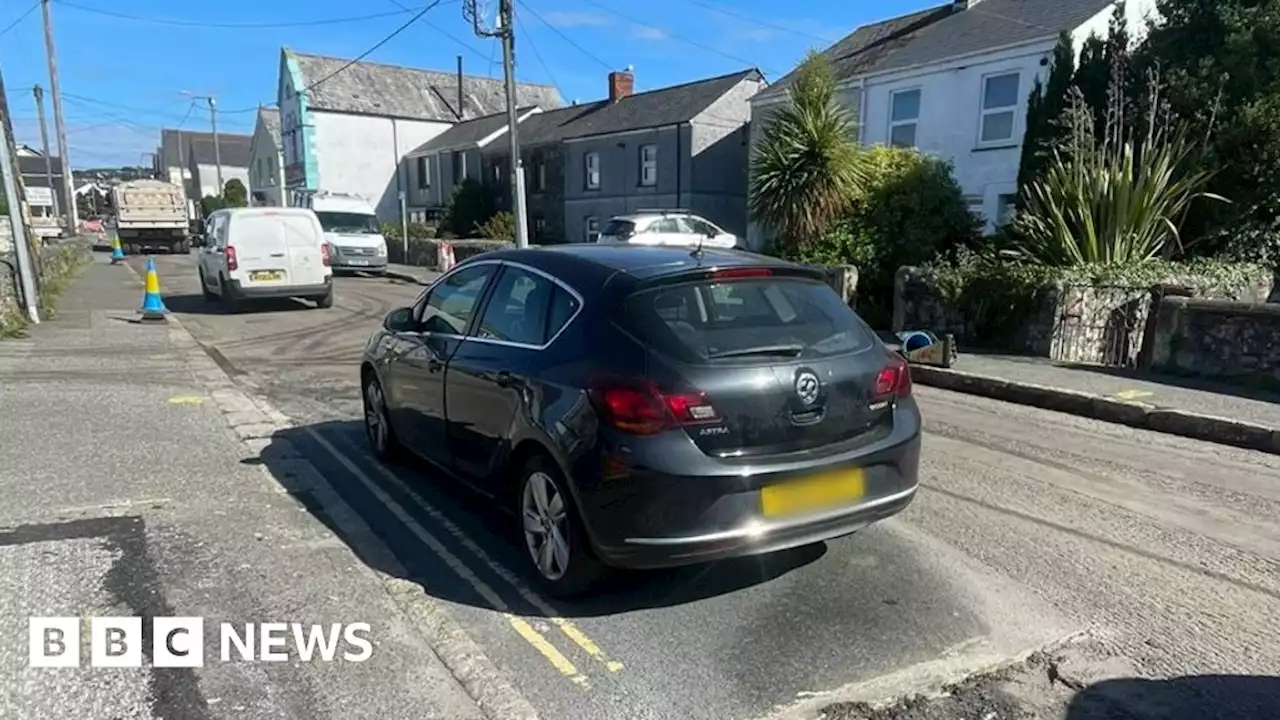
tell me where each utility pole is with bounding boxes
[41,0,78,234]
[33,85,59,219]
[0,110,40,324]
[465,0,529,247]
[181,93,224,195]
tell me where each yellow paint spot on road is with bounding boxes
[1113,389,1154,401]
[167,395,209,405]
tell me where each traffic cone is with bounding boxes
[110,236,126,264]
[138,257,167,322]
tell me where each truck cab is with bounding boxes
[294,190,388,275]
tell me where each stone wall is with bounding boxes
[893,264,1274,365]
[1146,296,1280,388]
[0,238,91,332]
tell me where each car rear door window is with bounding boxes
[544,285,581,343]
[418,264,495,335]
[475,266,555,346]
[623,276,874,364]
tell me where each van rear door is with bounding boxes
[230,211,326,288]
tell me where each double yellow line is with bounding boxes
[306,428,622,689]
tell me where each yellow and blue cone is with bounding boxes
[109,236,126,264]
[138,257,167,322]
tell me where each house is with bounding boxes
[14,144,67,221]
[247,107,285,205]
[405,68,765,244]
[747,0,1155,244]
[276,48,563,221]
[186,135,253,201]
[154,129,254,215]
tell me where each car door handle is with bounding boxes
[426,357,443,373]
[270,252,285,258]
[494,371,515,388]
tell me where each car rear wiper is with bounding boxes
[708,344,804,359]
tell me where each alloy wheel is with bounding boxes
[364,379,388,453]
[522,471,570,581]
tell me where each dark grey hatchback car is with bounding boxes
[361,244,921,596]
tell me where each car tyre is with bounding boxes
[315,285,335,309]
[220,277,241,314]
[362,373,404,462]
[517,455,604,598]
[198,269,216,301]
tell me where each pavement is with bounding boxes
[7,251,1280,719]
[909,352,1280,455]
[383,263,439,286]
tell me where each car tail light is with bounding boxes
[590,381,720,435]
[320,243,332,266]
[225,245,238,272]
[711,267,771,280]
[873,354,913,400]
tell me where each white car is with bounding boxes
[597,212,743,249]
[197,207,334,312]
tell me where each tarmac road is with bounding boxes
[139,252,1280,720]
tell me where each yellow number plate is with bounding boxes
[250,270,283,281]
[760,468,866,518]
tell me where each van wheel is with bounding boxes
[517,455,605,598]
[198,269,216,301]
[314,285,334,309]
[220,277,241,313]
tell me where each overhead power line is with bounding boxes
[0,1,39,37]
[383,0,489,62]
[513,9,564,97]
[520,2,613,72]
[220,0,447,114]
[676,0,835,44]
[53,0,418,29]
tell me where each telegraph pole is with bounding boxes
[182,93,224,194]
[41,0,78,233]
[33,85,59,219]
[465,0,529,247]
[0,110,40,324]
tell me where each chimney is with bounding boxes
[608,68,634,103]
[456,55,465,120]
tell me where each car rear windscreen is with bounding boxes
[601,220,636,237]
[621,276,876,364]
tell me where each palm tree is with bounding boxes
[749,52,864,252]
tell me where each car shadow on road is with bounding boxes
[251,419,825,618]
[1066,674,1280,719]
[164,293,317,315]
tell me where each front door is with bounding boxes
[396,263,498,466]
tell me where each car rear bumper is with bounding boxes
[579,404,923,570]
[226,277,332,300]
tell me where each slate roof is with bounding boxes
[187,135,253,168]
[408,107,539,155]
[516,102,608,146]
[756,0,1115,102]
[159,129,214,168]
[554,69,763,140]
[290,50,564,121]
[18,154,64,177]
[257,106,281,149]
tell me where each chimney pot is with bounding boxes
[608,70,634,103]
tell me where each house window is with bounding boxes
[964,195,985,222]
[889,88,920,148]
[584,152,600,190]
[417,156,430,189]
[585,217,599,242]
[996,193,1017,226]
[980,73,1020,144]
[534,161,546,192]
[533,216,546,239]
[639,144,657,186]
[452,151,466,181]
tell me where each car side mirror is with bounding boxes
[384,307,417,332]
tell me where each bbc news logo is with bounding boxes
[29,618,373,667]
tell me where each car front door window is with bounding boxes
[416,264,495,335]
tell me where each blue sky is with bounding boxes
[0,0,934,169]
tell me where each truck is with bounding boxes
[291,189,388,274]
[112,179,191,254]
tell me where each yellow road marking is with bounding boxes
[1113,389,1154,401]
[303,428,591,688]
[366,458,624,673]
[167,395,209,405]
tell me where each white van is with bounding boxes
[197,207,334,311]
[296,190,388,274]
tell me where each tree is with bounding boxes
[441,178,496,238]
[475,211,516,241]
[748,52,865,251]
[1017,32,1076,202]
[200,195,227,217]
[223,178,248,207]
